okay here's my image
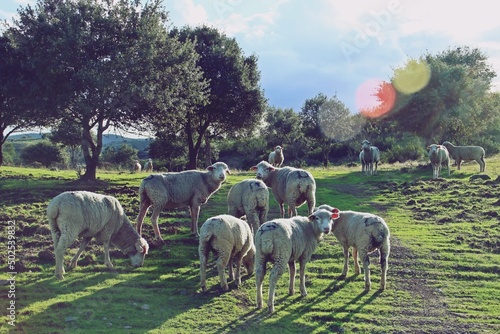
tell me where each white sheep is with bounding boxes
[359,150,367,173]
[47,191,149,280]
[136,162,231,240]
[427,144,450,179]
[251,160,316,218]
[227,179,269,234]
[255,209,339,313]
[199,215,255,292]
[442,141,485,172]
[318,204,390,292]
[144,158,153,173]
[361,140,380,175]
[268,145,284,167]
[133,160,142,173]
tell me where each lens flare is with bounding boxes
[356,79,396,118]
[392,59,431,94]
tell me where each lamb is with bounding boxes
[136,162,231,240]
[144,158,153,173]
[227,179,269,234]
[255,208,340,313]
[318,204,390,292]
[251,160,316,218]
[442,141,485,173]
[427,144,450,179]
[133,160,142,173]
[361,140,380,175]
[268,145,284,167]
[47,191,149,280]
[199,215,255,292]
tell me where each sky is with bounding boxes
[2,0,500,115]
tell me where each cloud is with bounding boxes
[172,0,209,26]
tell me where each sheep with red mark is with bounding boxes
[318,204,390,292]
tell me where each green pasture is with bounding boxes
[0,159,499,333]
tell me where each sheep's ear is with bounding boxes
[308,214,316,222]
[226,168,231,175]
[250,166,257,171]
[136,239,149,254]
[206,165,214,171]
[330,207,340,220]
[268,166,276,172]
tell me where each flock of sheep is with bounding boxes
[46,140,485,313]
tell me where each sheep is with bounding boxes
[318,204,390,292]
[133,160,142,173]
[47,191,149,280]
[144,158,153,173]
[427,144,450,179]
[255,208,340,313]
[361,140,380,175]
[227,179,269,234]
[359,150,367,173]
[251,160,316,218]
[442,141,485,173]
[136,162,231,240]
[268,145,284,167]
[199,215,255,292]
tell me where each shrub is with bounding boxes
[20,141,63,167]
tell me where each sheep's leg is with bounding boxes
[69,237,91,269]
[217,251,230,291]
[189,205,201,237]
[298,258,308,297]
[306,195,315,216]
[456,159,461,170]
[278,203,285,218]
[248,212,260,235]
[353,247,360,275]
[54,233,74,280]
[234,255,243,287]
[268,262,285,313]
[288,204,298,218]
[255,257,267,309]
[199,249,208,292]
[479,158,485,172]
[103,242,114,270]
[374,162,378,175]
[150,205,164,241]
[339,246,349,279]
[136,201,150,236]
[288,261,296,295]
[379,243,390,291]
[360,250,371,292]
[227,255,234,281]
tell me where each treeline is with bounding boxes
[1,0,499,176]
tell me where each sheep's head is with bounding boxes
[207,162,230,181]
[309,208,340,235]
[361,140,371,150]
[274,146,282,153]
[251,161,275,181]
[130,238,149,267]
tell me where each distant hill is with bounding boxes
[8,132,152,153]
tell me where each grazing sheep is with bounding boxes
[427,144,450,179]
[199,215,255,292]
[255,209,340,313]
[133,160,142,173]
[47,191,149,280]
[318,204,390,292]
[144,158,153,173]
[251,160,316,218]
[227,179,269,234]
[361,140,380,175]
[359,150,367,173]
[442,141,485,172]
[136,162,231,240]
[268,145,284,167]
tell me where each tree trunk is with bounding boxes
[81,123,104,181]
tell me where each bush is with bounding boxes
[20,141,63,167]
[383,134,426,163]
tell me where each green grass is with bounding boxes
[1,159,499,333]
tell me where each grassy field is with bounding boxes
[1,159,499,333]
